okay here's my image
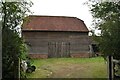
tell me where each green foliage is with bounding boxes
[2,1,33,78]
[89,1,120,59]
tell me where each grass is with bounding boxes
[26,57,107,78]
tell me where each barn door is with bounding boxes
[48,42,70,58]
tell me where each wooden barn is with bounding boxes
[22,15,92,58]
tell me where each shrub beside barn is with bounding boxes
[22,15,92,58]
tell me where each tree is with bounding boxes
[2,1,33,78]
[89,1,120,59]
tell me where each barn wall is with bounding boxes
[22,31,91,58]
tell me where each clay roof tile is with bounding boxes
[22,15,89,32]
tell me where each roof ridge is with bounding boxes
[28,15,82,20]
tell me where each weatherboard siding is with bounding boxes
[22,31,91,58]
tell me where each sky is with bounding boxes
[30,0,94,31]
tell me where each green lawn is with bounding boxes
[27,57,107,78]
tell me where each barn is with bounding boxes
[22,15,92,58]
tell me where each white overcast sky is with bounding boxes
[30,0,94,31]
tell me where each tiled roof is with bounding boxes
[22,15,89,32]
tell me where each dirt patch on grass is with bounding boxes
[27,57,107,78]
[47,62,107,78]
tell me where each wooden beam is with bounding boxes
[107,56,114,80]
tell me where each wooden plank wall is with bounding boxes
[22,31,91,57]
[48,42,70,58]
